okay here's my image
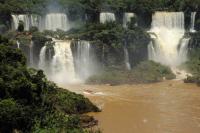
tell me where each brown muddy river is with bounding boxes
[63,80,200,133]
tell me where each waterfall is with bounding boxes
[16,41,20,49]
[38,40,97,83]
[148,12,186,67]
[74,41,96,80]
[178,38,190,65]
[123,13,135,28]
[50,39,77,84]
[29,41,34,66]
[148,41,156,61]
[44,13,70,31]
[100,12,116,23]
[190,12,196,32]
[123,46,131,70]
[38,46,47,70]
[11,15,41,31]
[11,13,70,31]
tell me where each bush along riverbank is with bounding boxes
[0,35,100,133]
[87,61,175,85]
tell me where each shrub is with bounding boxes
[17,20,24,32]
[87,61,175,85]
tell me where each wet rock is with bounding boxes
[80,115,98,128]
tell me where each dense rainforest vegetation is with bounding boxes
[0,35,100,132]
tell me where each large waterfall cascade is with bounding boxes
[74,41,97,80]
[100,12,116,23]
[148,12,187,67]
[39,39,78,84]
[190,12,197,32]
[51,39,77,83]
[148,12,191,78]
[123,13,135,28]
[12,14,41,31]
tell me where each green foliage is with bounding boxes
[131,61,175,83]
[32,112,84,133]
[17,20,24,32]
[0,99,31,133]
[87,61,175,85]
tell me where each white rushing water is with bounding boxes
[148,12,188,67]
[100,12,116,23]
[190,12,196,32]
[12,13,70,31]
[74,41,96,80]
[16,41,20,49]
[38,46,47,70]
[123,13,135,28]
[12,14,41,31]
[178,38,190,65]
[50,39,77,84]
[123,46,131,70]
[44,13,70,31]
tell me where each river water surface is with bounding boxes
[63,80,200,133]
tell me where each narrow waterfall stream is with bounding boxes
[44,13,70,31]
[123,13,135,28]
[29,41,34,66]
[38,45,47,70]
[123,46,131,70]
[16,41,20,49]
[190,12,196,32]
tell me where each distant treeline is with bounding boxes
[0,0,199,15]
